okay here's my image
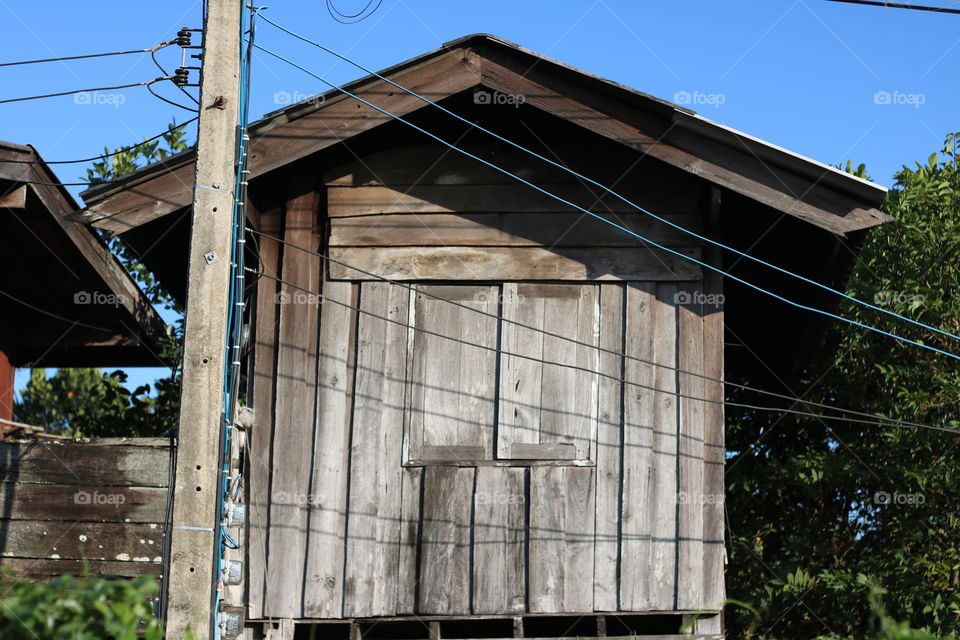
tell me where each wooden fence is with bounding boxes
[0,438,172,579]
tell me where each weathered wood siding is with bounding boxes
[0,438,171,579]
[247,142,724,619]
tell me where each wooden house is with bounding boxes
[77,35,889,638]
[0,142,172,580]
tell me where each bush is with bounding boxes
[0,572,165,640]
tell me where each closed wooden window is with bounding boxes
[404,283,601,464]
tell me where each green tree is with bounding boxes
[725,134,960,638]
[13,121,190,437]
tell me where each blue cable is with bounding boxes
[250,41,960,362]
[255,13,960,348]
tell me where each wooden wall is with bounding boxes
[0,438,171,579]
[246,140,724,620]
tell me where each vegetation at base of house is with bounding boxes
[13,122,190,438]
[725,133,960,638]
[0,572,167,640]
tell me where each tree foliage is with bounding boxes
[725,134,960,639]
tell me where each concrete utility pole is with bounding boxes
[165,0,242,638]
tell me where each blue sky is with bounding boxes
[3,0,958,393]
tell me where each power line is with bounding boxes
[0,40,176,67]
[245,266,960,437]
[255,15,960,350]
[824,0,960,14]
[0,118,198,165]
[150,46,200,107]
[246,227,946,434]
[146,82,200,113]
[325,0,384,24]
[0,76,173,105]
[250,41,960,363]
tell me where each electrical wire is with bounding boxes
[0,41,176,67]
[146,82,200,113]
[0,118,198,165]
[254,15,960,349]
[824,0,960,14]
[325,0,384,24]
[245,267,960,437]
[249,41,960,363]
[246,227,947,435]
[0,76,173,105]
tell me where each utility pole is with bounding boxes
[165,0,242,638]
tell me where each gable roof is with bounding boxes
[77,33,889,236]
[0,141,168,367]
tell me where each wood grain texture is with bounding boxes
[0,520,163,561]
[0,483,166,522]
[676,287,705,611]
[343,282,409,616]
[246,204,282,618]
[266,181,322,617]
[473,467,526,614]
[0,557,160,579]
[593,284,623,611]
[528,466,595,613]
[0,441,170,487]
[329,246,701,282]
[418,466,474,614]
[397,466,423,614]
[303,281,358,617]
[619,283,657,610]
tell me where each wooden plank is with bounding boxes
[498,283,545,457]
[0,557,160,579]
[0,442,170,487]
[619,283,657,611]
[397,466,422,614]
[473,467,526,614]
[418,466,474,615]
[266,180,322,618]
[677,287,705,611]
[246,203,282,618]
[0,184,27,209]
[330,212,700,249]
[417,446,486,463]
[509,443,576,460]
[0,483,166,522]
[303,281,358,618]
[593,284,623,611]
[701,243,725,613]
[528,466,595,612]
[343,282,409,616]
[406,286,497,460]
[539,285,598,460]
[329,246,701,282]
[0,520,163,561]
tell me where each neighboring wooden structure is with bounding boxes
[77,35,890,638]
[0,438,172,579]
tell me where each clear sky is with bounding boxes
[3,0,958,393]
